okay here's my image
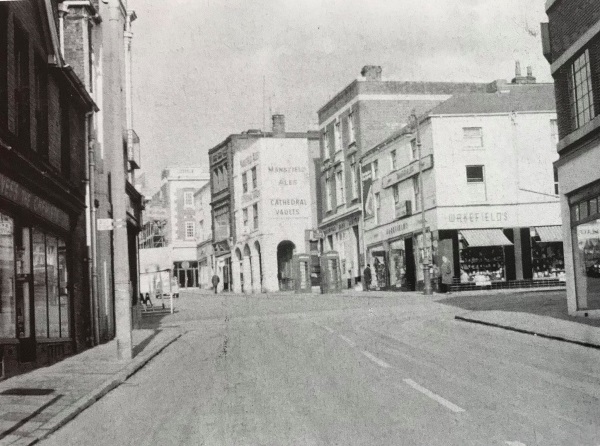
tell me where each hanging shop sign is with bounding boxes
[361,164,374,219]
[382,155,433,189]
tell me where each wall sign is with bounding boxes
[322,213,361,235]
[382,155,433,189]
[0,173,70,231]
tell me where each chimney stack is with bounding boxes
[361,65,382,81]
[511,61,536,84]
[272,114,285,137]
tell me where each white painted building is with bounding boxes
[361,79,563,291]
[231,126,320,293]
[139,167,209,288]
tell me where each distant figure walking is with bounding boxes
[363,264,372,291]
[440,256,453,293]
[212,274,220,294]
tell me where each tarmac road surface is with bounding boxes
[41,290,600,446]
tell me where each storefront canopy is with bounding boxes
[534,226,563,243]
[460,229,513,247]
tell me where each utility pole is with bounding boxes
[412,110,432,295]
[106,0,133,359]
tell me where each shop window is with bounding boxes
[572,219,600,310]
[0,212,15,338]
[46,236,60,338]
[463,127,483,149]
[460,246,506,283]
[33,229,48,338]
[568,49,595,130]
[251,166,257,189]
[242,172,248,193]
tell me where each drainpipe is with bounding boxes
[87,116,100,345]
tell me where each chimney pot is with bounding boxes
[361,65,382,81]
[515,61,521,77]
[272,114,285,137]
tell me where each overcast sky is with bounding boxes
[128,0,551,193]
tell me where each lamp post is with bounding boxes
[411,110,433,295]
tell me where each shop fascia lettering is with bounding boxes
[446,210,509,225]
[365,214,421,245]
[322,214,361,235]
[382,155,433,189]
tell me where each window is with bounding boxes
[463,127,483,149]
[350,154,358,200]
[466,165,484,183]
[371,160,379,180]
[242,208,249,228]
[390,150,397,170]
[251,166,257,189]
[348,111,356,144]
[568,49,595,129]
[242,172,248,193]
[0,212,15,337]
[553,166,559,195]
[325,176,333,211]
[334,120,342,152]
[550,119,558,145]
[184,191,194,207]
[336,170,345,205]
[413,176,421,212]
[323,129,330,159]
[15,24,30,148]
[374,192,381,224]
[411,139,417,160]
[35,56,48,158]
[185,221,195,239]
[0,6,8,126]
[253,203,258,229]
[393,184,400,205]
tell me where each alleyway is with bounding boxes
[42,290,600,446]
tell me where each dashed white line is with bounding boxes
[362,351,391,368]
[403,379,465,413]
[505,442,527,446]
[338,334,356,348]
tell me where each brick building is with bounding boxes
[543,0,600,315]
[317,66,489,288]
[61,0,143,344]
[139,167,209,288]
[0,1,96,378]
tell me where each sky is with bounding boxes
[128,0,551,193]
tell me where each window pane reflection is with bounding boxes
[32,229,48,338]
[58,239,69,338]
[573,219,600,310]
[0,212,15,338]
[46,236,59,338]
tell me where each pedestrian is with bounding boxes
[363,264,372,291]
[212,274,220,294]
[441,256,453,293]
[144,292,153,307]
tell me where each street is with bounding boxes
[42,290,600,446]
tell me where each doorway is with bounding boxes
[277,240,296,290]
[405,237,416,291]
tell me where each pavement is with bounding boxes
[0,328,182,446]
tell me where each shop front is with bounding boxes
[320,211,362,289]
[531,226,565,281]
[457,229,513,285]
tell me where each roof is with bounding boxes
[429,83,556,116]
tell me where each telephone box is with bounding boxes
[293,254,312,293]
[320,251,342,294]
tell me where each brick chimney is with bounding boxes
[361,65,382,81]
[511,61,536,84]
[272,114,285,137]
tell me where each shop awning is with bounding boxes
[534,226,563,243]
[459,229,513,247]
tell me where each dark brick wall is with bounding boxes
[548,0,600,62]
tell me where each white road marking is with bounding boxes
[322,325,335,334]
[505,442,527,446]
[403,379,465,413]
[362,351,391,368]
[339,334,356,347]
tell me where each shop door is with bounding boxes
[405,237,416,291]
[16,227,35,363]
[223,263,230,291]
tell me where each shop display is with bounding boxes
[531,242,565,280]
[459,246,505,283]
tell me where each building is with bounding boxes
[543,0,600,315]
[317,66,489,288]
[195,183,214,289]
[62,0,143,347]
[230,115,320,293]
[361,70,562,291]
[0,1,97,377]
[139,167,209,288]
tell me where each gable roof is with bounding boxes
[429,83,556,116]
